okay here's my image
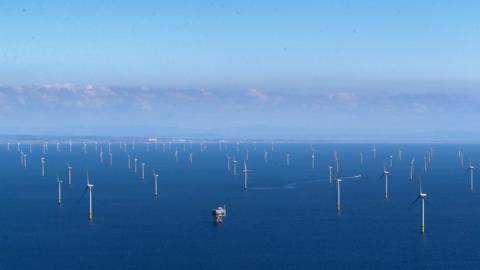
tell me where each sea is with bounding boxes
[0,142,479,269]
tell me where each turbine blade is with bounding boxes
[409,196,421,208]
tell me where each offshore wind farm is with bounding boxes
[1,0,479,269]
[1,140,480,269]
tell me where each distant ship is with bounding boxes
[212,205,227,224]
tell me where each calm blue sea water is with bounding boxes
[0,143,479,269]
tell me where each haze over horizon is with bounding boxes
[1,1,479,140]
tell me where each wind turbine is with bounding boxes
[69,140,72,152]
[227,156,231,172]
[410,179,428,234]
[373,144,377,160]
[328,164,333,184]
[286,153,290,167]
[243,161,252,191]
[379,165,390,200]
[458,150,464,168]
[389,155,393,168]
[334,173,362,213]
[424,155,427,172]
[128,155,131,171]
[57,175,63,205]
[134,157,138,173]
[23,153,27,168]
[141,162,145,180]
[85,172,95,221]
[233,159,238,176]
[264,150,268,163]
[153,170,159,197]
[467,161,475,192]
[67,163,72,185]
[311,151,315,169]
[360,152,364,166]
[41,157,46,177]
[409,158,415,180]
[335,177,342,212]
[109,151,113,166]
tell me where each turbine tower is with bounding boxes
[311,151,315,169]
[336,177,342,212]
[467,161,475,192]
[85,172,95,221]
[68,163,72,185]
[41,157,46,177]
[153,170,159,197]
[409,158,415,180]
[233,159,238,176]
[380,165,390,199]
[411,180,428,234]
[57,175,63,205]
[243,161,251,191]
[328,164,333,184]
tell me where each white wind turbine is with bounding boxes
[227,155,231,172]
[409,158,415,180]
[243,161,252,191]
[134,157,138,173]
[379,165,390,200]
[41,157,46,177]
[67,163,72,185]
[85,172,95,221]
[466,161,476,192]
[410,179,428,235]
[328,164,333,184]
[153,170,159,197]
[311,151,316,169]
[286,153,290,167]
[334,174,362,213]
[141,162,145,180]
[233,159,238,176]
[57,175,63,205]
[23,153,27,168]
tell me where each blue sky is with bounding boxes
[0,1,479,139]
